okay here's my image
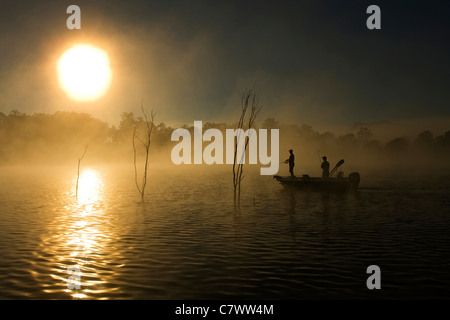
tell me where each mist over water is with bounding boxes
[0,110,449,299]
[0,165,449,299]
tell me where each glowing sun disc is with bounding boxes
[58,44,112,101]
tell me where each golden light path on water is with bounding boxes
[38,168,121,299]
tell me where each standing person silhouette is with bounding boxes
[283,149,295,178]
[321,156,330,179]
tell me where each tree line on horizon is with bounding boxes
[0,110,449,168]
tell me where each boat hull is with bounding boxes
[273,172,360,191]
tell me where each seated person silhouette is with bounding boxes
[321,156,330,179]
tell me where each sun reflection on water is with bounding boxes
[68,169,105,298]
[76,169,103,206]
[38,168,120,299]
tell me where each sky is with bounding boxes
[0,0,449,131]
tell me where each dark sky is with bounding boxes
[0,0,449,129]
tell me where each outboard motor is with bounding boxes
[348,172,360,189]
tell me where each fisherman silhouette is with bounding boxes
[321,156,330,179]
[283,149,295,178]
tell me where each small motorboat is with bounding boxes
[274,159,360,191]
[273,172,360,191]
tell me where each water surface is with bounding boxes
[0,166,449,299]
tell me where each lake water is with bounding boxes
[0,165,449,299]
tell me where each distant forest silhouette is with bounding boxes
[1,110,449,172]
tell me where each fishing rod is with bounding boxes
[330,159,345,177]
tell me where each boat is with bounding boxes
[273,172,360,191]
[273,159,360,191]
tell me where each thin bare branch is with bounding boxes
[233,88,262,205]
[133,125,143,197]
[76,145,88,199]
[133,104,156,201]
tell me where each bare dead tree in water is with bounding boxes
[232,88,262,205]
[76,145,88,199]
[132,105,156,201]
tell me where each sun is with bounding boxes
[58,44,112,101]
